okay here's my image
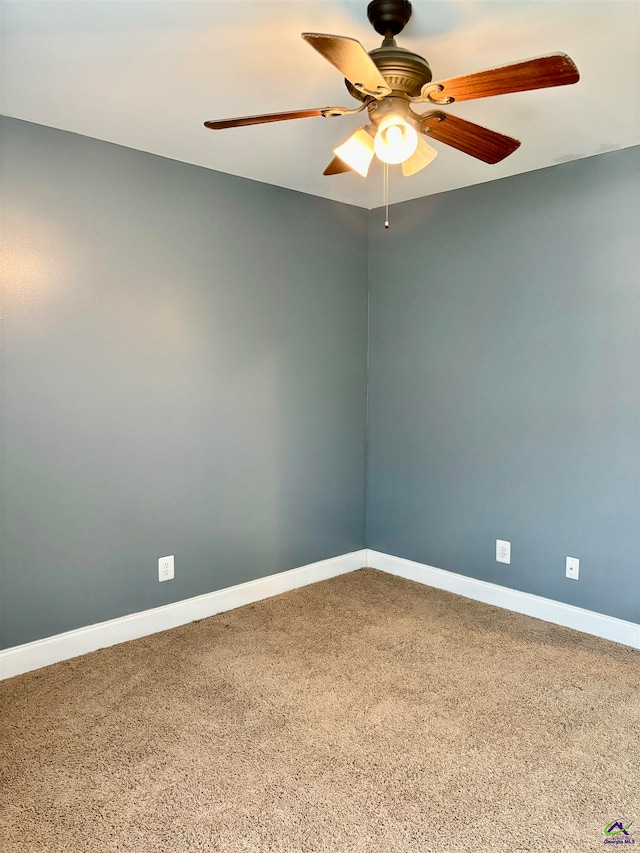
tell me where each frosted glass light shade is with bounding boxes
[333,128,375,177]
[401,136,438,176]
[374,114,418,165]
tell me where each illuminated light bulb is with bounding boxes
[374,114,419,165]
[386,125,403,147]
[333,128,375,177]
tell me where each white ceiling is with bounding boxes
[2,0,639,209]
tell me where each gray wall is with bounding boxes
[3,116,638,649]
[1,117,368,648]
[367,147,640,623]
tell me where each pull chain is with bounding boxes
[383,162,390,229]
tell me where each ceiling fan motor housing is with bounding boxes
[346,41,432,101]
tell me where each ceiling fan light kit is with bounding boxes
[204,0,579,203]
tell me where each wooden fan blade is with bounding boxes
[324,156,353,176]
[433,54,579,103]
[205,108,327,130]
[302,33,391,98]
[420,111,521,164]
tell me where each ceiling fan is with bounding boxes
[204,0,580,179]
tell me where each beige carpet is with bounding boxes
[1,568,638,852]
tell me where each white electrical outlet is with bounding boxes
[496,539,511,564]
[566,556,579,580]
[158,555,174,582]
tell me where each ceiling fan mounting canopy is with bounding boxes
[367,0,414,37]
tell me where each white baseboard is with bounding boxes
[366,549,640,650]
[0,550,366,680]
[3,547,636,680]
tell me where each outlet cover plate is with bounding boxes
[159,555,175,582]
[496,539,511,564]
[566,556,579,580]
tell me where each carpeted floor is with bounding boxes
[1,568,638,852]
